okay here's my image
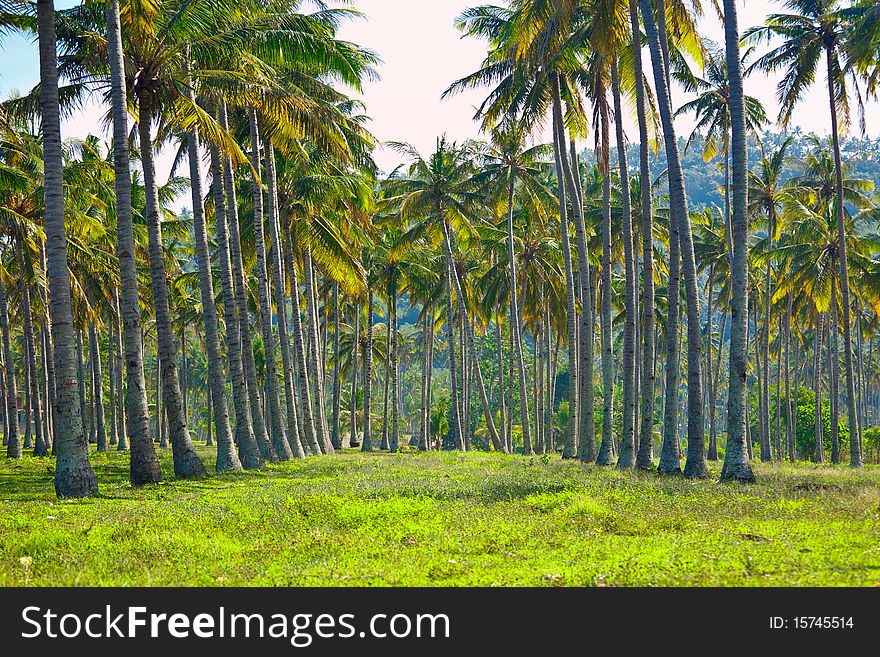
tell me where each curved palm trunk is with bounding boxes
[505,180,532,455]
[439,212,504,452]
[87,313,106,453]
[136,92,205,478]
[39,0,96,495]
[185,113,239,472]
[362,289,374,452]
[283,230,321,456]
[248,110,290,461]
[303,250,333,454]
[18,240,47,457]
[265,141,305,458]
[826,47,862,468]
[209,143,264,469]
[630,0,656,469]
[0,275,20,458]
[612,57,636,469]
[640,0,707,478]
[550,100,580,460]
[105,0,159,484]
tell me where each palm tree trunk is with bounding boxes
[136,91,205,478]
[208,141,264,469]
[826,46,862,468]
[550,103,581,460]
[38,241,54,449]
[108,322,118,448]
[444,254,464,450]
[38,0,97,496]
[0,275,20,458]
[303,250,333,453]
[505,180,532,455]
[362,289,374,452]
[18,239,47,457]
[596,127,615,467]
[829,275,840,464]
[381,302,392,450]
[184,100,239,472]
[814,314,825,463]
[390,282,400,453]
[630,0,656,470]
[439,213,504,452]
[718,0,755,481]
[88,313,106,453]
[785,294,795,463]
[762,245,773,462]
[104,0,158,484]
[330,282,341,451]
[247,109,290,461]
[494,306,506,449]
[350,300,360,448]
[265,142,305,457]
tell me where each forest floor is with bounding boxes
[1,445,879,586]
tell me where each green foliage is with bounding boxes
[0,448,878,585]
[794,386,849,460]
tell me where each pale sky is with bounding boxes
[1,0,877,186]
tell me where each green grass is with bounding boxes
[1,445,879,586]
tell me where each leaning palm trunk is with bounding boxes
[184,102,239,472]
[303,250,333,454]
[550,101,580,460]
[265,141,305,458]
[38,0,96,496]
[718,0,755,481]
[136,91,205,479]
[217,106,274,464]
[826,46,862,468]
[630,0,656,470]
[0,275,20,458]
[248,109,290,461]
[105,0,159,485]
[640,0,707,478]
[612,57,636,469]
[208,142,264,469]
[439,212,505,452]
[505,180,532,455]
[18,240,47,457]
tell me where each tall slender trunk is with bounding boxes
[38,0,96,496]
[439,212,504,452]
[208,141,264,469]
[136,91,205,478]
[505,179,532,455]
[184,92,239,472]
[550,97,581,460]
[381,302,392,450]
[330,282,341,450]
[0,275,20,458]
[362,289,374,452]
[283,229,321,455]
[445,253,464,450]
[495,309,506,450]
[350,301,360,448]
[761,227,773,462]
[18,240,47,457]
[248,109,290,461]
[105,0,158,484]
[87,312,106,453]
[38,241,54,449]
[108,322,118,447]
[419,308,429,451]
[303,250,332,453]
[829,275,840,464]
[719,0,755,481]
[785,295,795,463]
[612,57,636,469]
[631,0,656,469]
[390,283,400,453]
[827,46,862,468]
[814,314,825,463]
[596,121,615,466]
[112,289,127,451]
[265,142,305,457]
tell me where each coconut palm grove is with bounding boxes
[0,0,879,586]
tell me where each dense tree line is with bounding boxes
[1,0,879,499]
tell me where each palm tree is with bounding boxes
[747,0,862,467]
[37,0,96,496]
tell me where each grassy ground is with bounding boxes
[1,445,879,586]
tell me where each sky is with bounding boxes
[0,0,878,183]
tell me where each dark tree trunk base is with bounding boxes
[55,457,98,498]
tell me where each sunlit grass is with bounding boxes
[1,445,878,586]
